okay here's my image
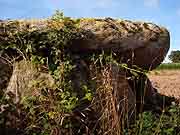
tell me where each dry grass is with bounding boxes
[90,64,136,135]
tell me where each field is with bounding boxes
[156,63,180,70]
[149,63,180,101]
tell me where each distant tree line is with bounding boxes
[169,50,180,63]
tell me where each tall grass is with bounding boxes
[156,63,180,70]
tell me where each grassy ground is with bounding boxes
[156,63,180,70]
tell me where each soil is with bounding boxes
[148,70,180,101]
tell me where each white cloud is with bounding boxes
[144,0,159,8]
[96,0,114,8]
[177,8,180,16]
[58,0,120,10]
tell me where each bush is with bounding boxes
[169,50,180,63]
[125,105,180,135]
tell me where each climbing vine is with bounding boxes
[0,11,92,134]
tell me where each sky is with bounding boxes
[0,0,180,61]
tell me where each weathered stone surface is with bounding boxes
[6,60,55,103]
[111,64,136,122]
[72,18,170,70]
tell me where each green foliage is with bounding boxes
[169,50,180,63]
[51,10,64,21]
[125,105,180,135]
[0,10,91,134]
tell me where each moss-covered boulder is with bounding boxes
[0,15,170,134]
[71,18,170,70]
[0,18,170,70]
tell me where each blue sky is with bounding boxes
[0,0,180,60]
